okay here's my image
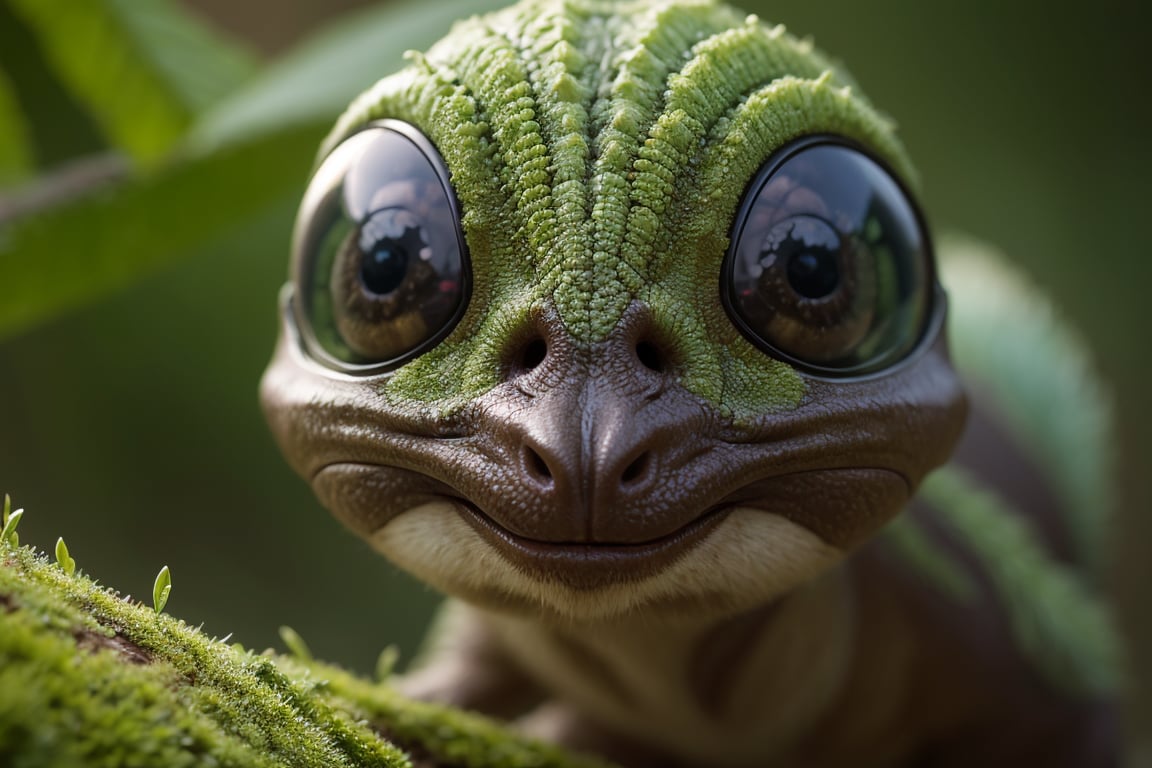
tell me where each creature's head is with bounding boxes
[261,0,966,622]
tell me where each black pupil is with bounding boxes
[786,246,840,299]
[359,224,424,295]
[760,217,843,300]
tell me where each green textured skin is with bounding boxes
[322,0,913,420]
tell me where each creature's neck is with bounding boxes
[486,565,916,767]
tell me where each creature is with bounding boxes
[260,0,1118,764]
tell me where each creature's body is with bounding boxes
[261,1,1118,765]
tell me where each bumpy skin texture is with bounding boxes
[261,1,1117,766]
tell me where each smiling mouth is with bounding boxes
[313,459,908,589]
[448,497,731,589]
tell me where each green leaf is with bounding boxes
[55,537,76,575]
[2,494,10,526]
[0,124,319,341]
[104,0,255,114]
[8,0,254,164]
[190,0,505,152]
[152,565,171,614]
[0,67,33,186]
[1,508,23,547]
[0,0,107,168]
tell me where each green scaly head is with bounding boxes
[262,0,966,621]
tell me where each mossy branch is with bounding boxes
[0,518,614,768]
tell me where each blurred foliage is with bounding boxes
[6,0,253,164]
[0,0,1148,756]
[0,0,510,676]
[0,0,508,341]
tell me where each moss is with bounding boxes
[0,537,614,768]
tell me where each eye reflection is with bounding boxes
[356,209,427,297]
[723,139,934,376]
[759,216,842,300]
[291,121,469,372]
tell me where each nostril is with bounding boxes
[523,444,553,486]
[620,451,651,487]
[503,336,549,383]
[519,338,548,372]
[635,340,665,373]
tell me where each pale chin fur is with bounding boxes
[368,503,845,623]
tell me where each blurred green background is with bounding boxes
[1,0,1148,757]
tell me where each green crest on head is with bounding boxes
[323,0,912,419]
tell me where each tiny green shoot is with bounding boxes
[279,625,313,661]
[1,495,17,548]
[1,507,24,547]
[375,645,400,682]
[153,565,171,614]
[55,537,76,575]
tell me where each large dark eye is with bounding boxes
[722,138,936,377]
[292,120,468,372]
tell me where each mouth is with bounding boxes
[449,497,731,590]
[313,460,908,592]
